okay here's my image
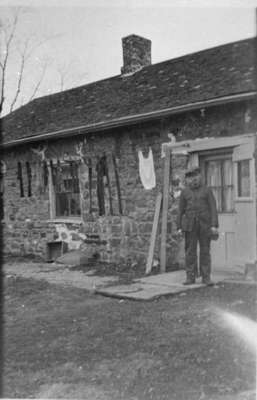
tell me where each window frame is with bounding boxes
[199,152,235,214]
[234,158,254,202]
[48,161,83,221]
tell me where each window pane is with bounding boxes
[70,193,81,215]
[206,161,222,211]
[63,179,73,191]
[238,160,250,197]
[204,157,234,213]
[223,159,233,211]
[56,193,69,216]
[212,187,222,212]
[223,187,233,212]
[206,161,221,187]
[223,159,233,186]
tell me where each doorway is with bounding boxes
[192,136,257,270]
[200,151,236,269]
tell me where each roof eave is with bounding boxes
[1,91,256,149]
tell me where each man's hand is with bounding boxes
[177,229,183,236]
[211,227,218,234]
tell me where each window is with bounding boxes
[237,159,250,197]
[52,162,81,217]
[201,155,234,213]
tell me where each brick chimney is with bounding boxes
[121,34,151,75]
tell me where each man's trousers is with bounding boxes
[184,219,211,282]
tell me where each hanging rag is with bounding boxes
[138,148,156,190]
[26,161,32,197]
[43,161,48,191]
[96,156,105,215]
[17,161,24,197]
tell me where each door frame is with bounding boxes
[166,133,256,270]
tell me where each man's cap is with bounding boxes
[185,166,201,178]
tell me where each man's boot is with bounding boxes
[183,280,195,285]
[202,276,214,286]
[183,274,195,285]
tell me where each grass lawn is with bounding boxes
[3,275,257,399]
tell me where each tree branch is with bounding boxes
[56,60,73,91]
[28,60,48,102]
[0,11,19,113]
[9,39,29,113]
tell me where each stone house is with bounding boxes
[1,34,257,272]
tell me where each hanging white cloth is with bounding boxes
[138,148,156,190]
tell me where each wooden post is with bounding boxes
[145,192,162,274]
[104,154,113,215]
[112,153,123,215]
[88,158,93,214]
[48,161,55,219]
[160,147,171,273]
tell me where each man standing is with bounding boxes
[177,167,219,285]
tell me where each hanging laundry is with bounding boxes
[138,147,156,190]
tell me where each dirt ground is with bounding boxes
[3,267,257,400]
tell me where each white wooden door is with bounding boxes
[232,143,256,267]
[198,140,256,270]
[211,214,236,268]
[200,153,236,269]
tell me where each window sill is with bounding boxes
[218,211,236,215]
[47,217,83,224]
[234,197,254,203]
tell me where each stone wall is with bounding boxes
[2,154,55,256]
[2,99,257,268]
[254,132,257,256]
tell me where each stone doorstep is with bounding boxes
[135,270,224,287]
[135,270,187,286]
[95,268,257,301]
[95,282,205,301]
[94,271,208,301]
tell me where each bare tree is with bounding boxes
[9,38,52,112]
[56,60,72,92]
[0,8,56,115]
[56,60,88,92]
[28,58,49,102]
[0,7,88,116]
[0,9,19,113]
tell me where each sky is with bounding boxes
[1,0,257,115]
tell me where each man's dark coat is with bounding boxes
[177,185,219,233]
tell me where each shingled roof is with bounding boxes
[2,37,256,144]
